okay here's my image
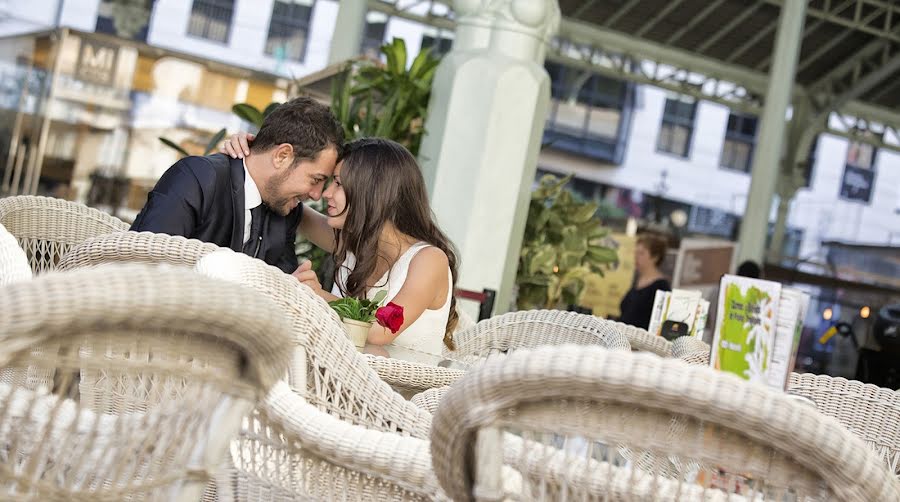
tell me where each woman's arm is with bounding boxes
[298,206,336,253]
[367,247,449,345]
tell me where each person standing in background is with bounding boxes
[618,233,671,329]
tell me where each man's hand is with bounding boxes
[222,132,255,159]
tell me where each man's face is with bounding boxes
[263,145,338,216]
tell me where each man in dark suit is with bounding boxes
[131,97,343,273]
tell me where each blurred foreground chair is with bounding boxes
[0,263,292,500]
[196,250,448,499]
[0,195,128,273]
[0,222,30,286]
[431,345,900,502]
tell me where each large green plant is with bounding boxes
[516,174,619,310]
[331,38,440,156]
[158,128,226,158]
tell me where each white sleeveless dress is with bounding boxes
[331,242,452,356]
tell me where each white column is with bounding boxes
[419,0,560,313]
[328,0,366,64]
[736,0,806,263]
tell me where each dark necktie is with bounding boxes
[242,204,266,257]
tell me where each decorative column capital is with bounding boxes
[455,0,560,42]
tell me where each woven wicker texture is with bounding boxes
[364,355,465,396]
[431,345,900,502]
[195,250,450,500]
[0,196,128,274]
[787,372,900,478]
[0,263,293,500]
[445,310,631,364]
[220,381,447,501]
[57,231,221,271]
[410,387,446,415]
[195,250,433,437]
[611,320,672,355]
[0,222,30,286]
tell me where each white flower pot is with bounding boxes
[342,318,371,349]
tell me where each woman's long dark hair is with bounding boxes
[332,138,460,349]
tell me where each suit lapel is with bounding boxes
[229,156,245,252]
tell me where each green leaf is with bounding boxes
[204,128,227,155]
[263,102,281,118]
[568,203,599,223]
[232,103,265,128]
[158,137,191,158]
[372,290,388,306]
[587,246,619,263]
[529,246,556,276]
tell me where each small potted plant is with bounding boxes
[329,290,405,349]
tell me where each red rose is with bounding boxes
[375,302,404,334]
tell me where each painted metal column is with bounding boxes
[736,0,806,264]
[418,0,560,313]
[328,0,367,64]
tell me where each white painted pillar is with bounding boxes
[328,0,366,64]
[419,0,560,313]
[737,0,806,263]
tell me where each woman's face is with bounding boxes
[323,161,347,229]
[634,243,654,272]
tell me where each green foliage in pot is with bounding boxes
[331,38,440,157]
[329,290,388,323]
[516,174,619,310]
[158,128,227,158]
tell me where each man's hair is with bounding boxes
[250,97,344,163]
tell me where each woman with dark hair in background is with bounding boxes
[618,233,671,329]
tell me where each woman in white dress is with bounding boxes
[226,134,459,355]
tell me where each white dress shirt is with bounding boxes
[242,160,262,246]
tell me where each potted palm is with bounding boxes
[329,290,404,349]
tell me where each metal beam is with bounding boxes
[725,20,777,63]
[763,0,900,43]
[809,32,894,92]
[366,0,900,130]
[756,0,856,71]
[635,0,687,38]
[559,19,771,93]
[603,0,642,28]
[825,52,900,112]
[695,1,764,54]
[664,0,729,45]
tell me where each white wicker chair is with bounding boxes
[787,372,900,478]
[0,222,30,286]
[0,195,128,274]
[0,263,293,500]
[195,249,448,500]
[445,309,631,364]
[431,345,900,502]
[57,230,221,271]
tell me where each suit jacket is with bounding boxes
[131,153,302,273]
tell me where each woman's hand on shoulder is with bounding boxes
[221,132,254,159]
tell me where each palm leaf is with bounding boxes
[262,102,281,118]
[204,128,227,155]
[232,103,265,128]
[158,137,191,158]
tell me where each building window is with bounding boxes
[265,0,314,62]
[361,11,389,58]
[543,61,632,163]
[656,96,696,158]
[720,112,758,172]
[187,0,234,43]
[421,30,453,56]
[839,139,878,203]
